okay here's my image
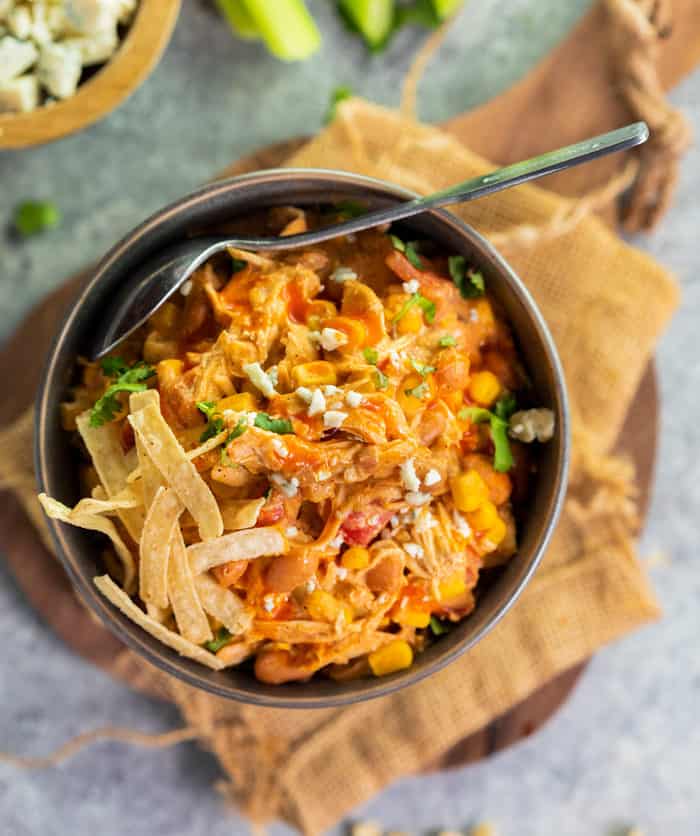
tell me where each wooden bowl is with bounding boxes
[0,0,181,150]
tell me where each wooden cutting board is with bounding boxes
[0,134,659,770]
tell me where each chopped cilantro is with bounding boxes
[325,84,353,123]
[430,615,450,636]
[459,406,513,473]
[494,393,518,421]
[415,293,436,323]
[231,257,247,273]
[389,234,406,253]
[448,255,485,299]
[254,412,294,434]
[363,347,379,365]
[89,361,156,427]
[204,627,233,653]
[221,420,247,460]
[410,359,435,377]
[389,234,423,269]
[374,369,389,390]
[13,200,61,237]
[438,334,456,348]
[100,356,130,378]
[392,292,435,326]
[334,199,367,219]
[405,381,429,400]
[196,400,225,442]
[404,241,424,270]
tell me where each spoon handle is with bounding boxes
[246,121,649,249]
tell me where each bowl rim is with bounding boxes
[0,0,181,150]
[35,168,570,708]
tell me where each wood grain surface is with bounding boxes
[0,0,181,150]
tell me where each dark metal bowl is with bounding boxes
[35,169,570,708]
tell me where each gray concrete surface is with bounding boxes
[2,1,699,834]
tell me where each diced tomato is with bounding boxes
[340,507,393,546]
[257,492,286,526]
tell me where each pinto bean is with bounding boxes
[365,550,403,595]
[254,650,317,684]
[265,550,319,594]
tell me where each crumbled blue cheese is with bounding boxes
[270,473,299,498]
[0,73,38,112]
[64,28,118,65]
[402,279,420,295]
[307,388,326,417]
[6,6,31,39]
[345,390,363,408]
[0,36,38,83]
[38,42,81,99]
[266,365,279,387]
[242,362,277,398]
[323,410,348,429]
[63,0,119,35]
[336,566,348,580]
[285,526,298,538]
[330,266,357,282]
[452,509,472,538]
[317,327,348,352]
[317,470,331,481]
[423,468,441,487]
[323,384,342,396]
[329,534,344,550]
[400,458,420,493]
[508,408,555,443]
[295,386,313,404]
[404,542,424,559]
[262,595,276,613]
[404,491,432,507]
[271,438,288,458]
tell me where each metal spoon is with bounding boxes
[90,121,648,360]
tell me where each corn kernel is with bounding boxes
[438,572,467,602]
[306,589,353,624]
[341,546,370,570]
[156,358,184,388]
[397,372,436,419]
[149,301,179,334]
[394,609,431,628]
[217,392,258,412]
[450,469,489,512]
[322,316,368,349]
[484,516,507,547]
[468,370,501,407]
[369,640,414,677]
[396,305,424,335]
[467,500,500,531]
[292,361,337,388]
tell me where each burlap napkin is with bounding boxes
[0,94,680,834]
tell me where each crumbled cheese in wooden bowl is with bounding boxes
[0,0,138,113]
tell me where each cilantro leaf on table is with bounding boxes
[13,200,61,237]
[89,361,156,428]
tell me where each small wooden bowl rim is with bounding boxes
[0,0,181,150]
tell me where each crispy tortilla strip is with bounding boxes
[250,619,336,643]
[128,401,223,541]
[168,527,213,644]
[227,246,275,269]
[76,412,145,541]
[72,494,142,516]
[187,526,286,574]
[140,486,184,610]
[39,493,136,594]
[94,575,223,670]
[194,573,253,635]
[129,390,163,508]
[126,429,229,485]
[221,498,265,531]
[146,602,171,624]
